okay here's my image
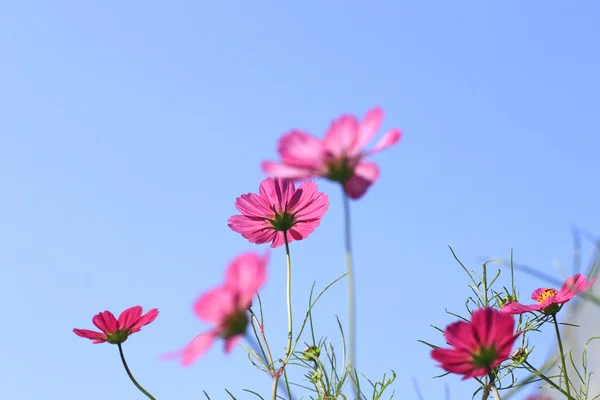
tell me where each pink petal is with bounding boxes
[234,193,273,219]
[261,161,316,181]
[365,128,402,156]
[471,308,515,350]
[343,162,380,199]
[277,130,326,169]
[73,328,107,343]
[443,321,478,352]
[323,115,360,157]
[556,274,597,303]
[348,107,383,156]
[224,252,268,307]
[224,335,241,353]
[193,287,237,324]
[129,308,159,334]
[176,331,218,366]
[117,306,143,332]
[289,180,329,221]
[227,215,274,245]
[92,311,118,335]
[500,301,542,315]
[259,177,296,215]
[270,231,286,248]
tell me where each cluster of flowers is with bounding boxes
[74,107,401,399]
[430,269,596,399]
[73,105,598,399]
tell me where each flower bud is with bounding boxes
[302,345,321,361]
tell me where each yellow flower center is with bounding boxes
[536,288,558,304]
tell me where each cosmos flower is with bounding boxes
[165,252,268,366]
[431,307,520,379]
[500,273,597,315]
[228,177,329,248]
[262,106,401,199]
[73,306,159,344]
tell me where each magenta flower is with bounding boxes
[500,273,597,315]
[166,252,268,366]
[431,308,521,380]
[228,177,329,248]
[73,306,159,344]
[262,106,401,199]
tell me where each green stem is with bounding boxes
[342,189,357,396]
[552,315,572,399]
[117,343,156,400]
[283,231,293,363]
[523,361,571,398]
[490,385,501,400]
[271,374,280,400]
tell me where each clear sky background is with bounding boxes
[1,1,599,400]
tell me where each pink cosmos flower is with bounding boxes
[431,307,520,380]
[228,177,329,248]
[262,106,401,199]
[500,273,597,315]
[73,306,159,344]
[166,252,268,366]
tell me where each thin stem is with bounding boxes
[250,312,274,371]
[523,361,571,398]
[283,231,293,363]
[482,262,489,307]
[271,374,280,400]
[552,314,572,399]
[342,189,357,396]
[490,385,501,400]
[117,343,156,400]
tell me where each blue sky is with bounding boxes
[1,1,599,399]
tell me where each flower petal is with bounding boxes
[343,162,379,199]
[348,106,383,156]
[556,273,597,303]
[129,308,159,334]
[443,320,478,351]
[117,306,143,332]
[224,335,241,354]
[193,287,237,324]
[500,301,542,315]
[224,252,268,308]
[365,128,402,156]
[92,311,118,335]
[277,130,326,169]
[323,114,359,157]
[73,328,107,343]
[227,215,274,245]
[178,331,219,366]
[262,161,317,180]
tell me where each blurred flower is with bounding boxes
[165,252,268,366]
[228,177,329,248]
[262,106,401,199]
[525,395,553,400]
[500,273,596,316]
[431,307,520,380]
[73,306,158,345]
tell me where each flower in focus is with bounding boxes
[262,106,401,199]
[430,307,520,380]
[73,306,159,345]
[228,177,329,248]
[500,273,597,316]
[166,252,268,366]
